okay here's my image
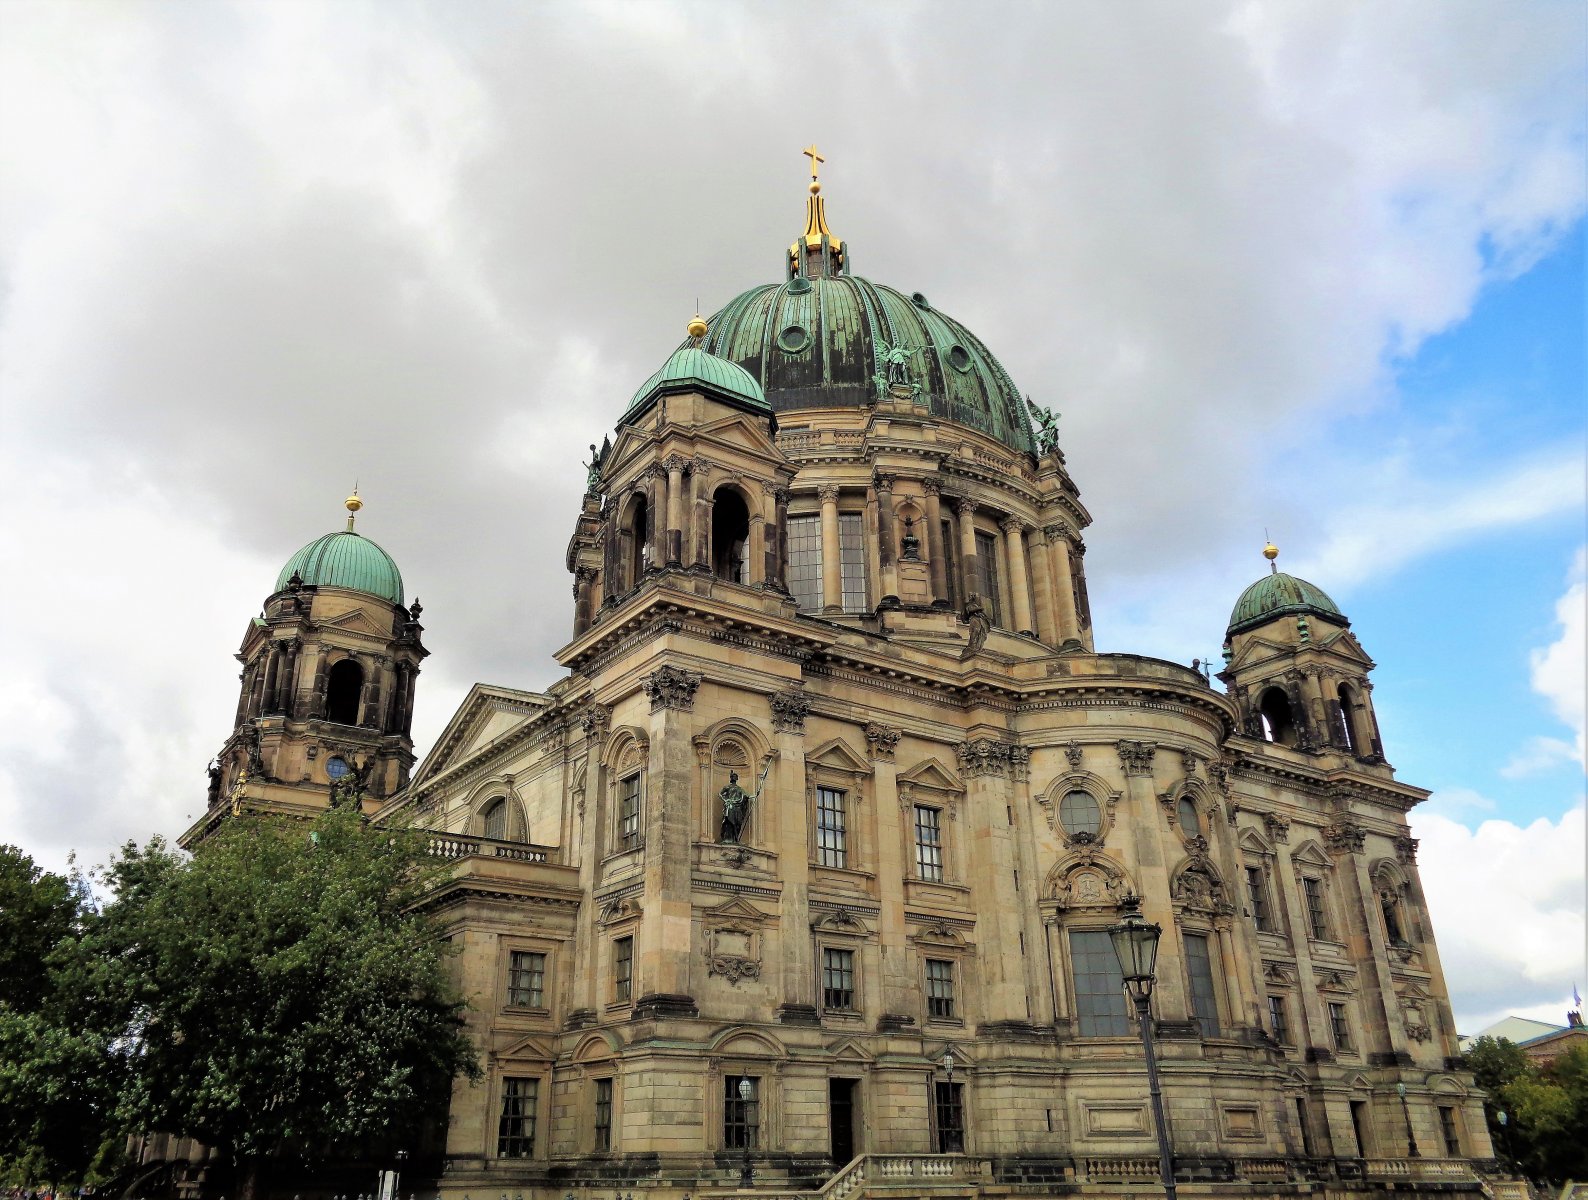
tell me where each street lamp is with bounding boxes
[738,1076,755,1187]
[1396,1083,1420,1158]
[1108,899,1176,1200]
[393,1149,408,1200]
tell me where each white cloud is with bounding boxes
[1413,803,1587,1032]
[1527,546,1587,767]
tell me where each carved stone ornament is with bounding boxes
[580,703,611,742]
[1207,756,1232,797]
[770,689,812,734]
[1116,739,1157,776]
[709,954,762,985]
[1405,1022,1432,1043]
[1052,859,1125,910]
[1263,812,1291,845]
[957,738,1014,778]
[1008,744,1031,781]
[1394,835,1419,864]
[1324,822,1367,857]
[645,665,702,713]
[1173,864,1222,913]
[865,722,902,761]
[705,916,763,986]
[1064,740,1084,769]
[1180,747,1198,777]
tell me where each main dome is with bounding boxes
[275,530,404,606]
[694,275,1036,457]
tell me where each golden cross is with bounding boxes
[803,143,825,179]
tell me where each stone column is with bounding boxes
[1332,822,1410,1063]
[1298,669,1330,748]
[748,511,765,587]
[640,667,702,1008]
[385,663,406,735]
[819,485,842,612]
[665,456,685,566]
[957,739,1028,1023]
[647,471,666,570]
[867,725,912,1020]
[955,498,980,603]
[922,480,948,604]
[1047,525,1081,645]
[690,459,711,569]
[573,566,596,637]
[1270,825,1329,1054]
[261,644,282,715]
[769,484,790,592]
[602,496,622,603]
[359,656,383,729]
[1115,741,1191,1020]
[770,694,814,1023]
[1001,517,1035,636]
[1028,528,1059,645]
[875,474,900,602]
[402,663,418,736]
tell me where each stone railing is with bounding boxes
[425,833,553,863]
[694,1153,980,1200]
[1082,1156,1160,1182]
[1365,1157,1476,1181]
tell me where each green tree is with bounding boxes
[62,809,479,1199]
[1466,1035,1588,1185]
[0,844,83,1010]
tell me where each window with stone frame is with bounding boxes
[1303,875,1332,940]
[787,512,823,612]
[1070,928,1131,1037]
[612,936,634,1004]
[822,946,857,1011]
[815,785,848,868]
[1177,795,1201,837]
[1327,1001,1353,1052]
[973,529,1004,626]
[593,1077,614,1152]
[1267,994,1291,1045]
[1184,932,1221,1038]
[1438,1105,1462,1157]
[482,797,508,841]
[914,804,945,882]
[497,1077,539,1158]
[838,512,868,611]
[617,771,642,852]
[506,949,546,1008]
[1245,864,1274,932]
[1057,789,1103,840]
[723,1074,760,1149]
[925,957,956,1020]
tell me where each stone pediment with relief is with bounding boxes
[411,683,549,784]
[694,413,786,462]
[1224,635,1297,674]
[897,758,964,795]
[496,1033,554,1062]
[317,608,390,637]
[806,736,871,776]
[1315,626,1375,667]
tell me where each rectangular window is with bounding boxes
[1438,1105,1461,1157]
[926,958,956,1020]
[613,936,633,1004]
[593,1078,614,1152]
[974,530,1004,626]
[1295,1097,1315,1156]
[838,512,868,611]
[1349,1099,1370,1156]
[497,1077,538,1158]
[940,520,958,608]
[914,805,944,882]
[1070,929,1131,1037]
[506,950,546,1008]
[1328,1001,1352,1052]
[618,773,641,852]
[815,786,848,868]
[1268,995,1290,1045]
[1184,933,1221,1038]
[1246,865,1271,931]
[1303,876,1330,940]
[724,1075,759,1149]
[787,513,823,612]
[934,1080,965,1153]
[822,947,856,1010]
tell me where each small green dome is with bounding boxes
[624,345,769,423]
[275,530,404,606]
[1228,571,1342,635]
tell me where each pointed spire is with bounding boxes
[789,144,845,279]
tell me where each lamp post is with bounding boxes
[393,1149,408,1200]
[1109,899,1177,1200]
[1396,1083,1420,1158]
[738,1076,755,1188]
[1494,1110,1508,1170]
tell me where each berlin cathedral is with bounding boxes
[175,156,1502,1200]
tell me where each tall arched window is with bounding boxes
[627,494,650,588]
[325,659,364,726]
[1336,683,1362,755]
[482,798,508,841]
[712,489,750,583]
[1258,686,1298,747]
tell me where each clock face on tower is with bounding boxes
[326,755,351,781]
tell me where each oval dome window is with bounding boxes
[777,325,812,354]
[911,291,931,309]
[947,344,973,373]
[787,276,812,295]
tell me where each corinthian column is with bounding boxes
[1028,527,1058,645]
[1047,524,1080,645]
[955,497,979,605]
[923,480,947,605]
[1001,516,1034,636]
[819,485,842,612]
[875,473,899,602]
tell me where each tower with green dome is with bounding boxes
[182,493,428,846]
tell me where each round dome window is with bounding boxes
[911,291,931,309]
[1058,789,1102,839]
[787,276,813,295]
[947,345,973,373]
[777,325,812,354]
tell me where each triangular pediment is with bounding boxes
[1315,626,1375,667]
[705,895,770,924]
[411,683,550,785]
[806,736,870,775]
[1226,635,1294,673]
[498,1033,554,1062]
[825,1036,875,1063]
[898,757,964,794]
[602,424,658,483]
[319,608,388,636]
[696,412,785,461]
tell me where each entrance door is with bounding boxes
[829,1078,857,1164]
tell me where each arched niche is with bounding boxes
[1043,850,1134,912]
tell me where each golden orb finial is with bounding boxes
[345,487,363,531]
[809,179,821,195]
[687,313,708,339]
[1263,541,1279,572]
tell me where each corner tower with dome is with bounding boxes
[176,156,1492,1200]
[182,493,427,847]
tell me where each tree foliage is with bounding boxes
[1466,1035,1588,1184]
[2,812,478,1192]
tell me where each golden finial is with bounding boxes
[345,486,363,531]
[687,312,708,339]
[803,143,825,192]
[1263,540,1279,573]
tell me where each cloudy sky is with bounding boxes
[1,0,1582,1033]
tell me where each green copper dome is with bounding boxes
[275,530,404,606]
[1228,571,1342,635]
[624,345,769,423]
[696,274,1037,456]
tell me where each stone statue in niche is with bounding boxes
[1380,888,1406,944]
[960,593,991,661]
[718,761,770,844]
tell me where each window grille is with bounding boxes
[618,773,641,852]
[497,1077,538,1158]
[593,1078,613,1152]
[1438,1105,1461,1157]
[1328,1001,1352,1051]
[914,805,944,881]
[926,958,955,1019]
[1070,929,1131,1037]
[1184,933,1220,1038]
[483,799,507,841]
[974,530,1003,625]
[934,1081,965,1152]
[507,950,546,1007]
[613,936,633,1003]
[822,947,856,1010]
[838,513,868,611]
[787,513,823,612]
[815,786,847,868]
[724,1075,759,1149]
[1246,866,1271,931]
[1303,877,1330,940]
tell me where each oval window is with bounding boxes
[1178,796,1200,836]
[1058,789,1102,838]
[911,291,931,309]
[777,325,811,354]
[947,344,973,373]
[787,276,813,295]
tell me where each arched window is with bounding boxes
[1258,687,1298,747]
[627,494,650,588]
[1177,796,1201,836]
[482,798,508,841]
[1336,683,1361,755]
[712,489,750,583]
[325,659,364,726]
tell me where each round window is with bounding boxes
[326,756,350,781]
[911,291,931,309]
[1178,796,1200,836]
[777,325,811,354]
[947,344,973,373]
[787,276,812,294]
[1058,789,1102,838]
